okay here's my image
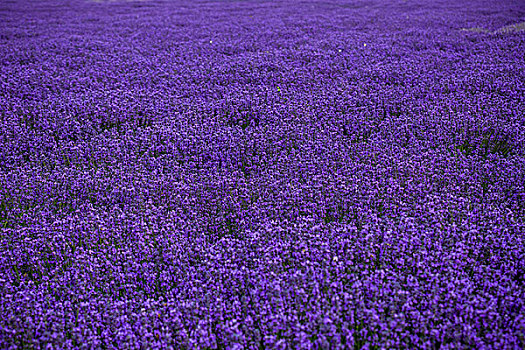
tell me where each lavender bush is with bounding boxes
[1,0,524,348]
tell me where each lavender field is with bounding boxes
[1,0,524,348]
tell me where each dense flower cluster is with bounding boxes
[1,0,524,348]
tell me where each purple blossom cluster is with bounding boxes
[1,0,524,348]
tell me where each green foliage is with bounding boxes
[456,127,514,158]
